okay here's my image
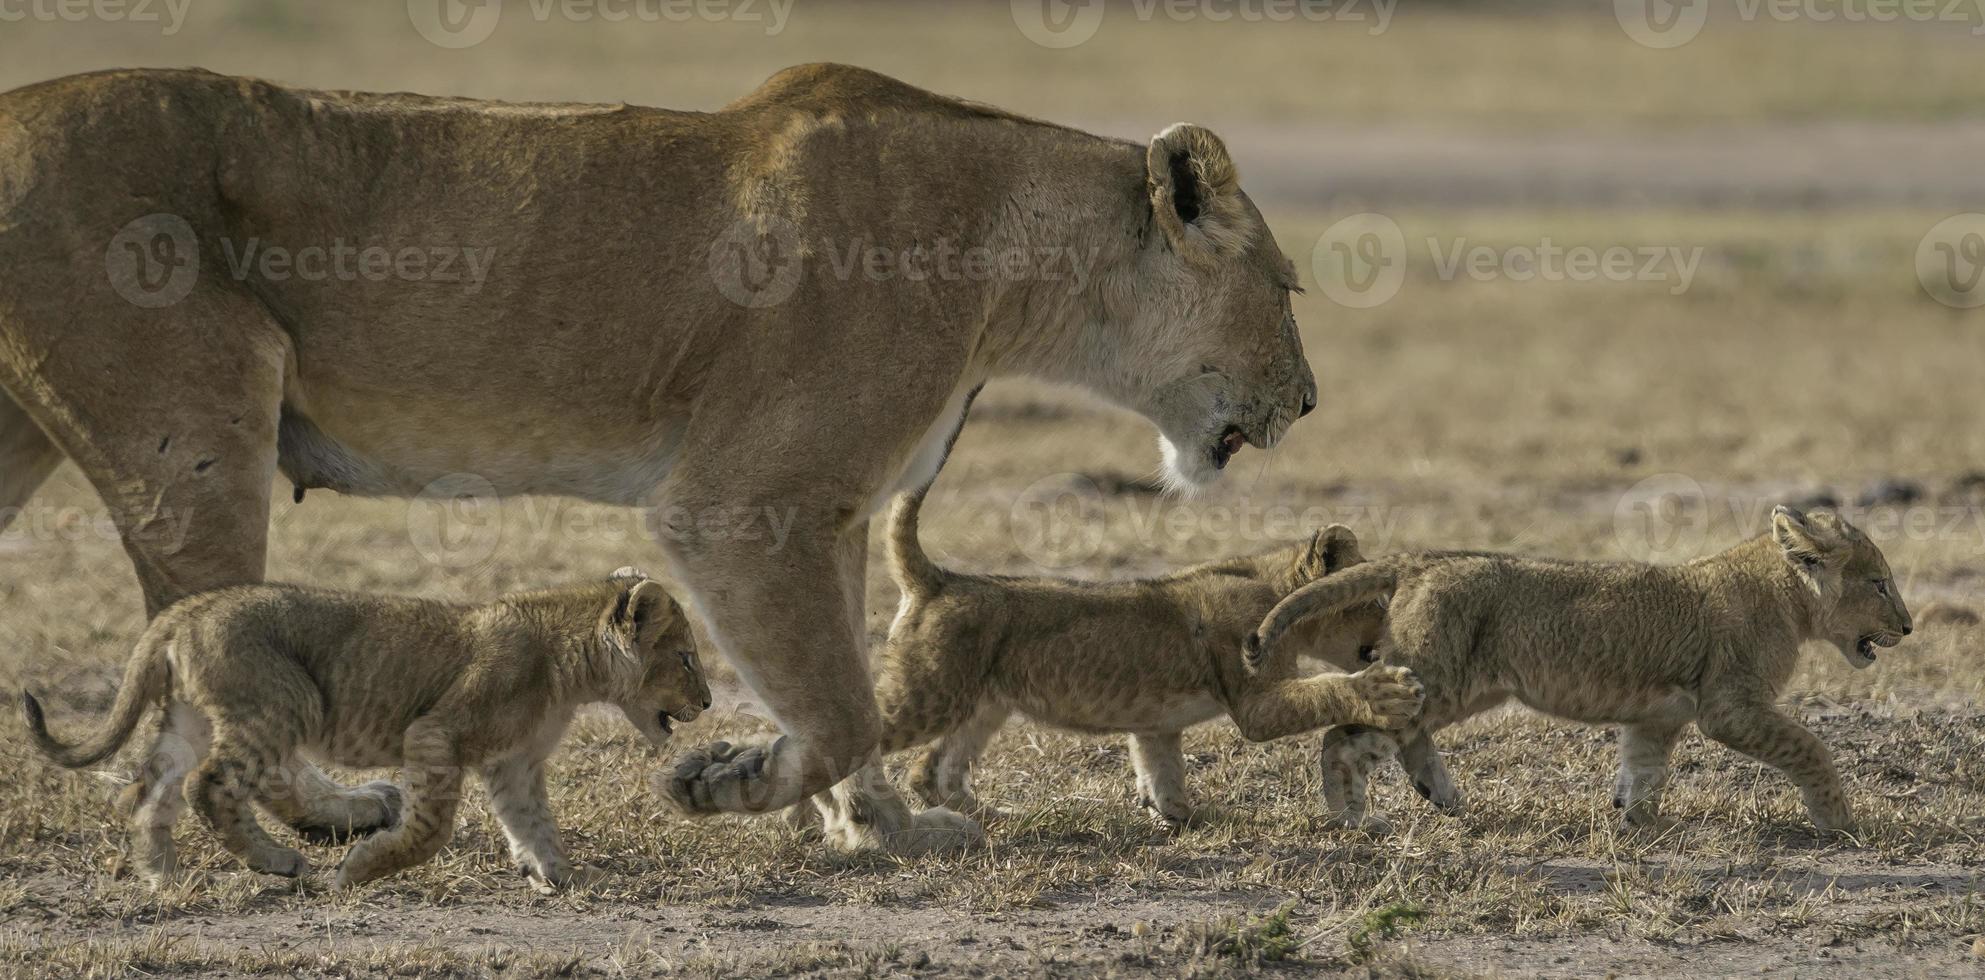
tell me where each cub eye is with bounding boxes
[1874,580,1890,597]
[678,651,696,673]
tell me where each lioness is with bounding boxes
[22,570,709,891]
[0,64,1316,852]
[786,488,1420,842]
[1245,507,1913,833]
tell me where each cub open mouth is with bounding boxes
[656,711,675,734]
[1209,426,1248,470]
[1855,633,1901,660]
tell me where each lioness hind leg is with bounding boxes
[123,701,211,885]
[0,392,61,533]
[6,278,396,841]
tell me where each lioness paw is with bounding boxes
[656,740,775,815]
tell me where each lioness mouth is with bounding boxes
[1210,426,1248,470]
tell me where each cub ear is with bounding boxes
[609,565,651,582]
[1319,524,1364,573]
[1772,505,1840,593]
[1146,123,1252,262]
[609,579,678,644]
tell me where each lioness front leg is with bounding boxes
[1228,665,1424,743]
[1698,698,1854,834]
[658,529,979,854]
[482,756,572,893]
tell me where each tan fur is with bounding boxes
[21,571,710,891]
[0,64,1315,851]
[799,490,1419,842]
[1247,507,1915,834]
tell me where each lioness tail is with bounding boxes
[22,625,172,768]
[1244,561,1401,674]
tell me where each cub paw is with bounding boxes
[293,781,404,845]
[887,807,985,856]
[1324,812,1394,836]
[1348,665,1424,729]
[251,848,310,879]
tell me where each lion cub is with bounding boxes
[834,489,1422,829]
[1246,507,1913,833]
[23,569,710,892]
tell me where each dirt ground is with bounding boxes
[3,3,1984,978]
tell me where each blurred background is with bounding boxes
[2,0,1982,703]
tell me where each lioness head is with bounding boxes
[1772,506,1913,669]
[1269,524,1385,669]
[1131,124,1315,493]
[599,571,712,745]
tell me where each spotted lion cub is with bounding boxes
[809,489,1422,833]
[1246,506,1913,834]
[22,569,709,892]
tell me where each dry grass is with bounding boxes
[3,207,1981,975]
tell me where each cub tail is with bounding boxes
[21,626,172,768]
[886,486,947,601]
[1245,561,1401,674]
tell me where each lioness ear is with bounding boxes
[1146,123,1252,262]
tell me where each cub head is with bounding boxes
[599,569,711,747]
[1130,124,1315,493]
[1772,506,1913,669]
[1268,524,1385,669]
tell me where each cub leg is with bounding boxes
[1128,731,1194,830]
[1227,665,1424,743]
[335,719,465,888]
[1698,698,1854,833]
[122,701,211,885]
[1318,724,1401,832]
[482,755,571,893]
[909,703,1011,820]
[186,730,307,878]
[1397,733,1462,813]
[1611,722,1685,828]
